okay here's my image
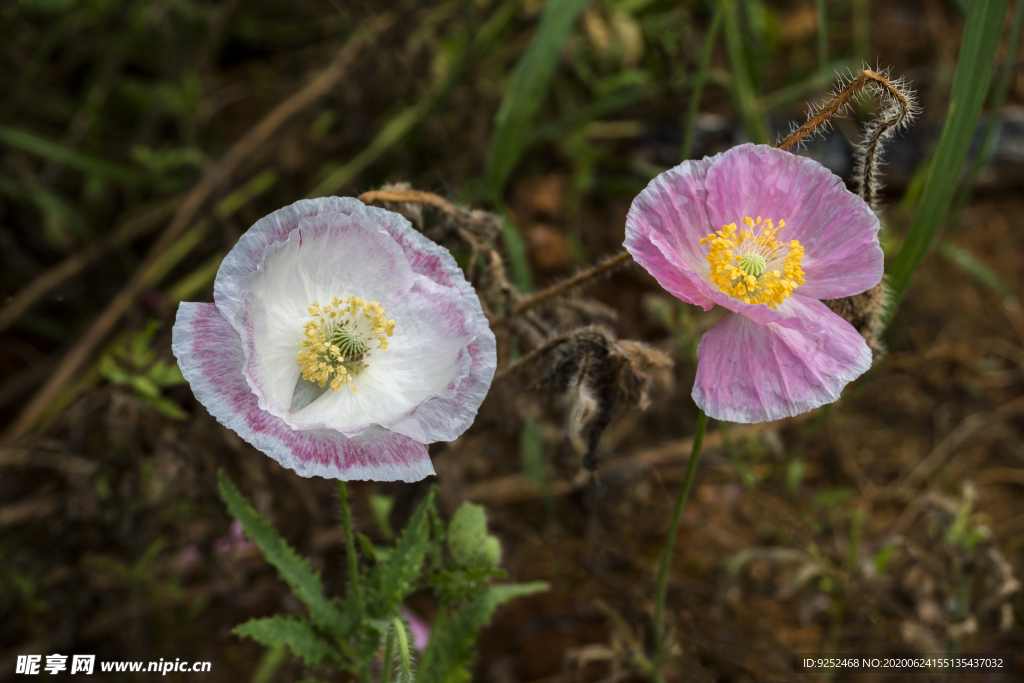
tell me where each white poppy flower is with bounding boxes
[172,197,496,482]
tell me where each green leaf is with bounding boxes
[308,0,517,198]
[722,0,768,144]
[218,471,347,634]
[99,356,132,385]
[251,645,288,683]
[143,395,188,421]
[0,126,147,186]
[884,0,1009,325]
[233,616,341,667]
[419,582,548,683]
[377,488,437,616]
[810,487,855,510]
[147,361,186,387]
[486,0,593,195]
[528,84,660,147]
[448,503,501,569]
[682,0,726,159]
[370,494,396,541]
[937,241,1012,299]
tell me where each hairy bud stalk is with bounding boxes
[777,67,919,211]
[777,67,918,363]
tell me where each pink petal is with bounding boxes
[692,296,872,423]
[172,302,434,482]
[703,144,883,300]
[624,156,719,310]
[400,607,431,651]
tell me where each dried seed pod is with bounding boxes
[536,327,672,471]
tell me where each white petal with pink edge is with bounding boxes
[691,296,872,423]
[172,302,435,482]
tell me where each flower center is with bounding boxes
[296,296,396,392]
[700,216,805,309]
[738,252,766,277]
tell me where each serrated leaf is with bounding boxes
[377,488,437,616]
[218,471,346,634]
[233,615,341,667]
[486,0,592,195]
[418,582,547,683]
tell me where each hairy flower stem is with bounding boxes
[337,481,372,683]
[777,70,904,151]
[652,409,708,682]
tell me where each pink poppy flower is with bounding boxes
[625,144,882,423]
[172,197,496,481]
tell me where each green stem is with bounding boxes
[381,627,395,683]
[337,482,363,612]
[652,409,709,682]
[337,481,369,682]
[682,1,726,160]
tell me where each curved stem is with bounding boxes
[491,250,632,328]
[652,409,709,682]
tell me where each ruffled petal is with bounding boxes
[172,302,434,482]
[215,197,373,323]
[369,201,498,442]
[624,155,720,310]
[691,296,872,423]
[704,144,883,300]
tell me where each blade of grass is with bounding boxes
[883,0,1009,326]
[682,1,727,160]
[949,0,1024,222]
[937,241,1013,300]
[486,0,593,196]
[722,0,768,144]
[529,83,661,146]
[0,126,146,187]
[309,0,517,197]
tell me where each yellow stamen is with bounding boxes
[700,217,805,309]
[296,296,395,392]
